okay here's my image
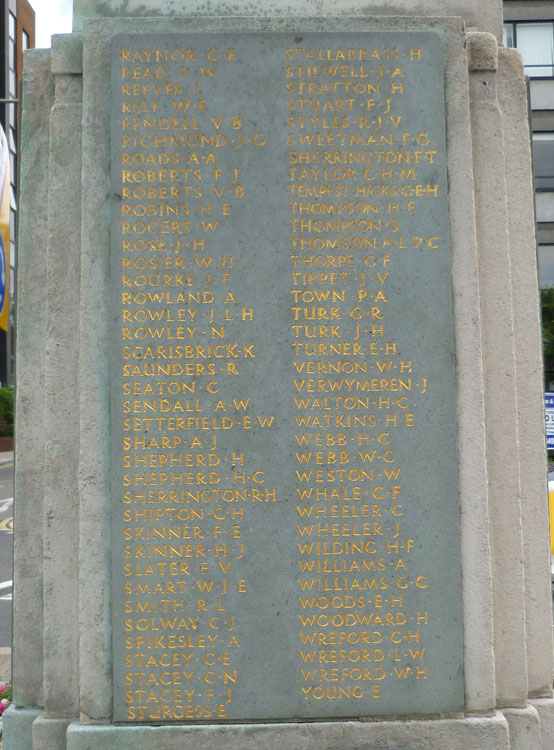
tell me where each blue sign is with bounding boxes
[546,393,554,449]
[0,233,6,318]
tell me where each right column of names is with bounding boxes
[286,43,442,708]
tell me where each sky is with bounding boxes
[31,0,73,48]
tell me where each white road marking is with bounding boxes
[0,580,12,600]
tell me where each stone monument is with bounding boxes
[5,0,554,748]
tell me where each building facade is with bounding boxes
[504,1,554,388]
[0,0,33,385]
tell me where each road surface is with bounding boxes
[0,459,14,648]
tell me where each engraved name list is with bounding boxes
[110,30,463,724]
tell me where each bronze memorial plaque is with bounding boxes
[110,30,463,722]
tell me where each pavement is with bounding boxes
[0,647,9,686]
[0,452,13,746]
[0,452,13,692]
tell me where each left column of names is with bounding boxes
[112,39,274,723]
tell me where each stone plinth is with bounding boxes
[5,2,553,749]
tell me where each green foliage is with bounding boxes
[0,386,13,437]
[542,288,554,373]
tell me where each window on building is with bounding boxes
[8,12,15,42]
[504,22,554,77]
[22,30,29,52]
[533,133,554,190]
[9,208,15,248]
[539,246,554,287]
[8,70,15,100]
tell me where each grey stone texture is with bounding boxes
[65,715,511,750]
[503,707,542,750]
[467,30,529,708]
[11,48,53,711]
[497,47,554,700]
[31,717,72,750]
[78,21,112,726]
[72,0,503,38]
[531,697,554,747]
[6,0,554,748]
[3,709,42,750]
[43,34,82,719]
[443,27,495,719]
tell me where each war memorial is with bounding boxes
[4,0,554,748]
